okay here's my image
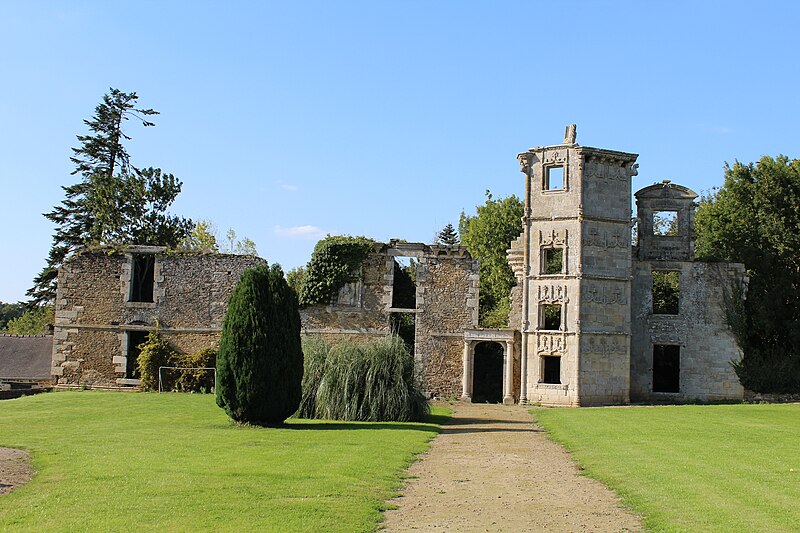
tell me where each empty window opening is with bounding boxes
[652,211,678,236]
[544,166,564,190]
[472,341,504,403]
[391,257,417,309]
[126,331,148,379]
[542,356,561,384]
[653,344,680,393]
[130,254,155,302]
[542,247,563,275]
[652,270,680,315]
[390,312,415,355]
[541,304,562,331]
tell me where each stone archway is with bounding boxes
[461,329,517,404]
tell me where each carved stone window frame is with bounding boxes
[538,302,564,332]
[540,355,562,385]
[542,164,568,193]
[540,246,565,276]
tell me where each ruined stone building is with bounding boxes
[300,241,480,399]
[301,128,745,406]
[51,128,745,405]
[52,246,264,386]
[502,128,745,405]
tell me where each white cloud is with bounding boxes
[280,183,299,192]
[274,225,327,240]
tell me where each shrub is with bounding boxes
[137,331,217,393]
[137,330,180,391]
[298,335,428,422]
[216,264,303,426]
[176,347,217,393]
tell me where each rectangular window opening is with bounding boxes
[126,331,148,379]
[653,344,680,393]
[542,356,561,384]
[541,304,562,331]
[652,270,680,315]
[652,211,678,236]
[130,254,155,302]
[544,166,564,191]
[391,256,417,309]
[542,247,563,275]
[390,312,415,355]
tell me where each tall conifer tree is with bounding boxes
[29,89,192,305]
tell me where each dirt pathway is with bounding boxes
[0,447,33,496]
[382,403,641,532]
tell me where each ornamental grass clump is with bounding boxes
[298,335,428,422]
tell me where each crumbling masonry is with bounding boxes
[52,128,746,404]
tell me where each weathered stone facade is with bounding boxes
[52,246,265,386]
[505,127,745,405]
[299,241,479,398]
[630,183,745,402]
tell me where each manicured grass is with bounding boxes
[535,404,800,532]
[0,391,447,532]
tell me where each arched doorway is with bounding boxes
[471,341,504,403]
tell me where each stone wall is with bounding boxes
[415,249,480,398]
[299,242,479,399]
[53,248,265,386]
[630,260,745,402]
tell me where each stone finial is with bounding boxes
[563,124,577,144]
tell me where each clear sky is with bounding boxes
[2,1,799,303]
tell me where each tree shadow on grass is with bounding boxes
[283,412,449,432]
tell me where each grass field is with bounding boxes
[535,403,800,532]
[0,391,447,532]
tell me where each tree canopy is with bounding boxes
[459,191,524,327]
[29,88,192,305]
[695,155,800,392]
[299,235,375,307]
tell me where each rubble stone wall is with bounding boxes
[53,249,265,386]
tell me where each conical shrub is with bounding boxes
[216,264,303,426]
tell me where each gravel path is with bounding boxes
[0,447,33,496]
[382,403,641,532]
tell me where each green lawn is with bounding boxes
[535,403,800,532]
[0,391,447,532]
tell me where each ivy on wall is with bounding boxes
[299,236,375,307]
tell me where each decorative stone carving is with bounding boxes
[583,224,629,249]
[583,335,626,355]
[583,283,627,305]
[584,157,638,181]
[543,150,567,165]
[336,280,362,307]
[537,333,566,355]
[539,229,567,246]
[537,284,568,303]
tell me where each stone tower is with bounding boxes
[511,126,639,405]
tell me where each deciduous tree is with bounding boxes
[695,155,800,392]
[459,191,523,327]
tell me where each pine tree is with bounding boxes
[216,264,304,426]
[29,89,192,305]
[436,223,459,245]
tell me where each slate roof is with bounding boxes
[0,334,53,380]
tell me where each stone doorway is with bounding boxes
[471,342,504,403]
[461,329,517,404]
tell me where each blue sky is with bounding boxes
[2,1,799,302]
